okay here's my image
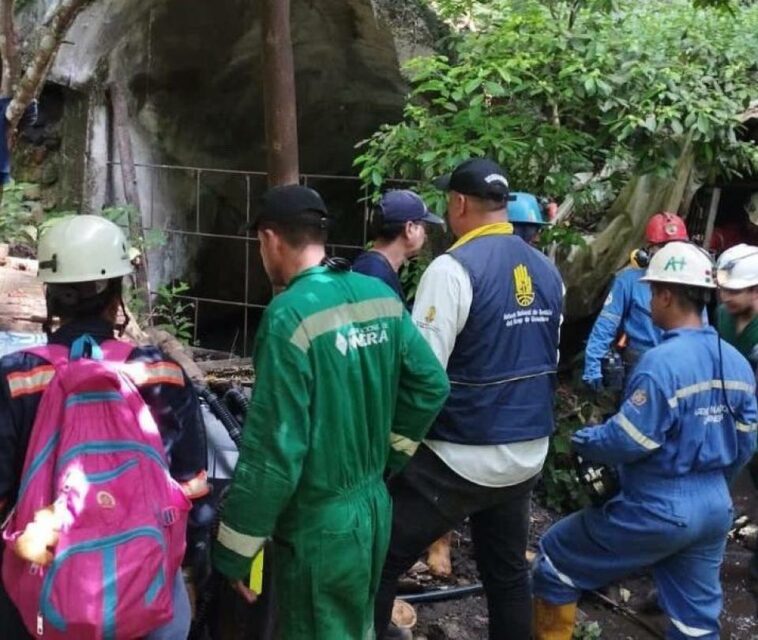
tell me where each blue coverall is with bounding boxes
[534,326,758,640]
[583,267,660,385]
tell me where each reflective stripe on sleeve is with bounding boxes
[7,366,55,398]
[616,414,660,451]
[217,523,266,559]
[123,361,186,387]
[390,433,420,457]
[667,380,755,408]
[737,422,758,434]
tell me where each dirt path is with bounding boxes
[0,257,45,332]
[410,483,758,639]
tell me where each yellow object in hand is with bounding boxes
[249,549,264,595]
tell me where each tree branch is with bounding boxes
[5,0,96,128]
[0,0,20,97]
[568,0,583,30]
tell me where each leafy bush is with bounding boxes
[356,0,758,211]
[149,282,195,345]
[538,386,601,512]
[574,620,603,640]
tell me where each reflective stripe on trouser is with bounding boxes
[271,479,391,640]
[532,478,732,640]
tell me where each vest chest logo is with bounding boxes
[513,264,535,307]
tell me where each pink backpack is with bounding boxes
[2,337,191,639]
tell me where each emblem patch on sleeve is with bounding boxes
[631,389,648,406]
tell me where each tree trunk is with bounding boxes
[5,0,96,129]
[261,0,299,187]
[110,81,150,304]
[0,0,19,97]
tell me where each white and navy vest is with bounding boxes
[428,233,563,444]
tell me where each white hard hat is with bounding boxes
[640,241,716,289]
[716,243,758,290]
[747,193,758,227]
[38,215,133,284]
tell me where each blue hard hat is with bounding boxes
[507,192,549,226]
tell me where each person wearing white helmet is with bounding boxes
[716,243,758,369]
[532,242,757,640]
[716,243,758,580]
[0,215,210,640]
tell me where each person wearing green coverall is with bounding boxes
[715,243,758,579]
[212,184,450,640]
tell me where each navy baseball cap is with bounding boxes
[253,184,329,230]
[377,190,444,225]
[433,158,511,202]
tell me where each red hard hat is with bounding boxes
[644,212,689,245]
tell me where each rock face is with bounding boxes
[18,0,438,350]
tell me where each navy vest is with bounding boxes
[428,233,563,445]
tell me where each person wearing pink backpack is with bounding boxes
[0,215,210,640]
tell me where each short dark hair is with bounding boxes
[46,278,123,320]
[369,210,408,242]
[651,282,711,314]
[468,194,506,213]
[258,211,329,247]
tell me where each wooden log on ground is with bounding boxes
[144,327,204,383]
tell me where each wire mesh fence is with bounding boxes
[108,161,414,355]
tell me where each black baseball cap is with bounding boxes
[433,158,511,202]
[253,184,329,230]
[377,190,444,225]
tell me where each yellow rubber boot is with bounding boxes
[533,598,577,640]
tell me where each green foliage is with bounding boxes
[149,282,195,345]
[540,419,589,512]
[0,182,37,246]
[357,0,758,212]
[538,388,596,512]
[399,257,426,303]
[573,620,603,640]
[538,222,586,253]
[0,181,74,253]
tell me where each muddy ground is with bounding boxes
[407,472,758,640]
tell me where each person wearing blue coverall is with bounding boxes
[532,241,758,640]
[583,212,690,391]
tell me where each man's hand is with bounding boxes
[231,580,258,604]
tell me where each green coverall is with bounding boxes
[213,266,449,639]
[717,304,758,488]
[717,304,758,366]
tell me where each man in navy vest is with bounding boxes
[374,158,564,640]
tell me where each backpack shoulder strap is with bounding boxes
[24,344,70,367]
[100,339,137,364]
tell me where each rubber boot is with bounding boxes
[533,598,577,640]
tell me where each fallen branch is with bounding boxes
[589,590,665,639]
